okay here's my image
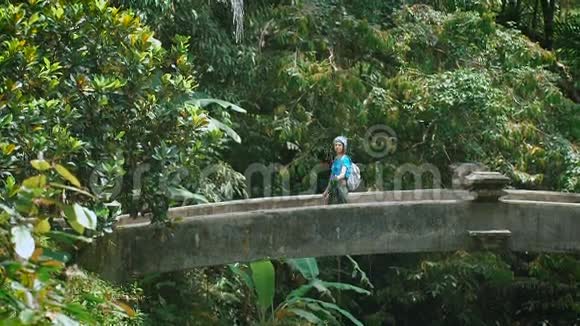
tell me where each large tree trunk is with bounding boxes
[532,0,539,29]
[528,0,541,41]
[540,0,557,49]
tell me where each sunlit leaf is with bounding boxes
[55,164,81,187]
[64,205,84,234]
[95,0,107,12]
[34,219,51,234]
[2,143,16,155]
[30,159,51,171]
[114,301,136,317]
[22,175,46,188]
[71,204,97,230]
[11,225,35,259]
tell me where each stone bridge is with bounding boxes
[78,172,580,282]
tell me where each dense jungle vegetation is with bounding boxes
[1,0,579,325]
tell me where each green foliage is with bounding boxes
[0,1,247,324]
[229,257,370,325]
[349,252,580,325]
[287,257,320,281]
[555,13,580,60]
[64,268,146,326]
[135,268,249,325]
[250,260,276,319]
[0,0,246,223]
[187,3,579,194]
[1,1,578,325]
[417,0,500,13]
[555,12,580,93]
[0,160,139,324]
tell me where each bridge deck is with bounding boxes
[79,189,580,282]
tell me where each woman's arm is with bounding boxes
[336,166,347,180]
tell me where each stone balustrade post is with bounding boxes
[463,171,511,202]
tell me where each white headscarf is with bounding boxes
[333,136,347,152]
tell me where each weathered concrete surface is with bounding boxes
[115,189,473,226]
[504,189,580,203]
[78,189,580,282]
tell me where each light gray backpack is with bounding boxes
[347,163,361,191]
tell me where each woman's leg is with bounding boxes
[329,182,348,204]
[337,184,348,204]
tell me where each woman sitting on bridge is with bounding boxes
[323,136,352,204]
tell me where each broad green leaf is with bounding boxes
[287,283,314,299]
[250,260,275,314]
[287,308,322,324]
[55,164,81,187]
[317,281,371,295]
[31,159,51,171]
[311,279,332,298]
[298,298,364,326]
[22,175,46,188]
[287,258,319,280]
[11,225,35,259]
[68,219,84,234]
[346,255,374,289]
[287,278,370,301]
[304,302,338,323]
[206,117,242,143]
[168,186,208,203]
[188,98,247,113]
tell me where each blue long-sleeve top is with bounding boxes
[330,155,352,180]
